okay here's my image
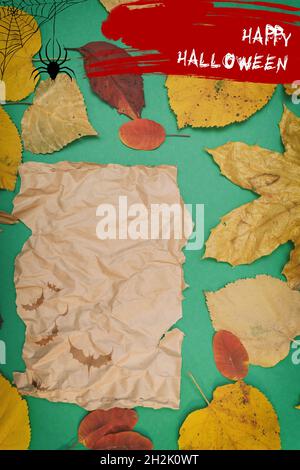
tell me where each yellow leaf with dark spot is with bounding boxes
[0,106,22,191]
[205,107,300,289]
[166,76,276,128]
[179,381,281,450]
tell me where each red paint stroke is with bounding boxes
[89,0,300,83]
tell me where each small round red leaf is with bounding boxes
[91,431,153,450]
[213,330,249,381]
[119,118,166,150]
[78,408,138,447]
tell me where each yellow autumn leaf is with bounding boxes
[22,74,97,154]
[0,106,22,191]
[0,6,41,101]
[0,374,31,449]
[179,381,281,450]
[205,106,300,289]
[205,275,300,367]
[99,0,136,11]
[165,76,276,128]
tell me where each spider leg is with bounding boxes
[33,70,47,81]
[39,48,48,66]
[56,40,62,63]
[30,66,47,77]
[45,39,52,63]
[60,66,76,77]
[59,47,68,66]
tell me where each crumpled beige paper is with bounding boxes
[13,161,191,410]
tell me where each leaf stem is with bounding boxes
[188,372,210,405]
[166,134,190,138]
[2,102,32,106]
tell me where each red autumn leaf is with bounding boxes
[213,330,249,381]
[73,41,144,120]
[90,431,153,450]
[119,118,166,150]
[78,408,138,447]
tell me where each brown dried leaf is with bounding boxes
[166,77,276,128]
[22,74,97,154]
[78,408,138,448]
[205,107,300,289]
[74,42,145,120]
[22,292,44,311]
[69,339,112,372]
[119,118,166,150]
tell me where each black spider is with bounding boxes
[32,39,75,81]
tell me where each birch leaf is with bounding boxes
[0,106,22,191]
[205,107,300,289]
[206,275,300,367]
[178,381,281,450]
[0,374,31,450]
[166,77,276,128]
[22,74,97,154]
[0,6,41,101]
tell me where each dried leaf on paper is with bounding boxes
[165,77,276,128]
[179,381,281,450]
[79,408,138,448]
[99,0,137,11]
[205,107,300,289]
[21,74,97,154]
[119,118,166,150]
[0,374,31,450]
[0,106,22,191]
[0,210,18,224]
[74,42,144,120]
[206,275,300,367]
[213,330,249,380]
[0,6,41,101]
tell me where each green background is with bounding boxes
[0,0,299,451]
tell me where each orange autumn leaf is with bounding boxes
[78,408,138,448]
[213,330,249,381]
[119,118,166,150]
